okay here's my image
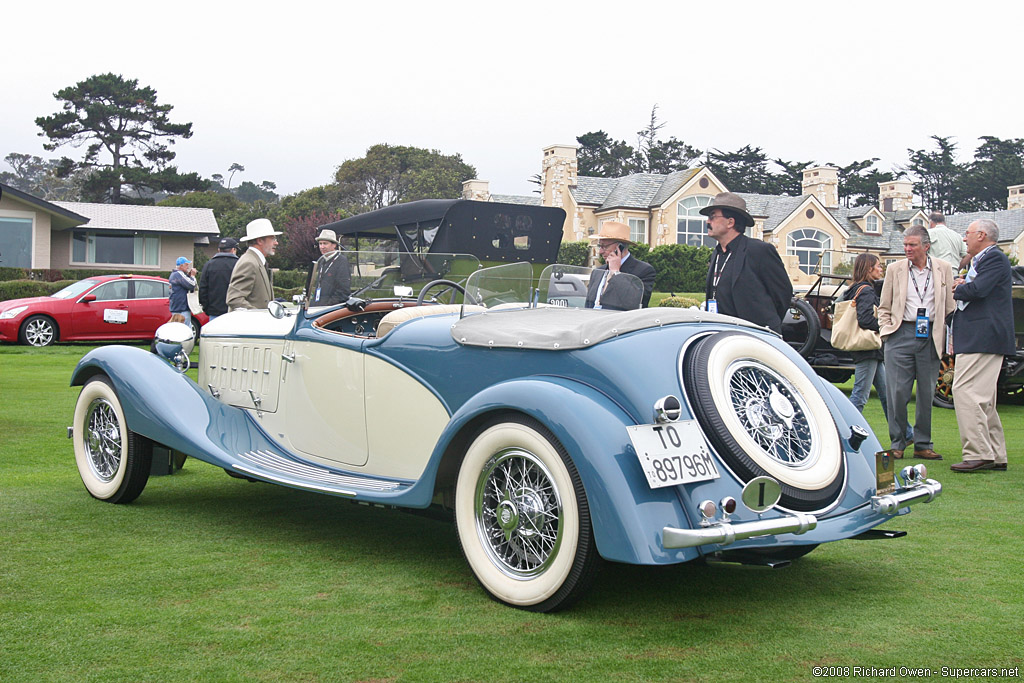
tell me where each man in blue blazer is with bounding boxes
[701,192,793,333]
[949,219,1015,472]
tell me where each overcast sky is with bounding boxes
[3,0,1020,199]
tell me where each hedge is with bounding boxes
[645,244,712,293]
[0,280,77,300]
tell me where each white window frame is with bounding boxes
[0,209,36,269]
[676,195,714,247]
[787,228,833,275]
[71,230,161,267]
[865,215,879,234]
[628,218,647,245]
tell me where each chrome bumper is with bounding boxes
[870,479,942,515]
[663,512,818,549]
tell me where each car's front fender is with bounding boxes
[70,345,277,466]
[429,376,700,565]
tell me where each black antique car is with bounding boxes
[783,267,1024,407]
[314,199,566,300]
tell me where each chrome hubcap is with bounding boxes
[475,448,562,578]
[728,361,817,467]
[83,398,121,481]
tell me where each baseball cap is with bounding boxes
[218,238,238,249]
[176,256,192,266]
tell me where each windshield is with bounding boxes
[463,263,643,312]
[307,251,483,302]
[52,279,101,300]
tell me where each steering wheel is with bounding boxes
[416,279,476,305]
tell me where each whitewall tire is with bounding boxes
[684,332,845,512]
[73,376,152,504]
[455,416,597,612]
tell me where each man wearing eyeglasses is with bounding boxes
[700,192,792,333]
[585,221,656,310]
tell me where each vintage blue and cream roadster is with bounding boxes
[70,237,942,611]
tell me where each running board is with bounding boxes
[232,449,408,498]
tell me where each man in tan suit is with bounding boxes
[226,219,281,311]
[877,225,955,460]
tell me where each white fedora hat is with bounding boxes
[316,229,339,244]
[240,218,282,242]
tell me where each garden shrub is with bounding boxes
[658,296,704,308]
[557,241,590,267]
[646,244,712,292]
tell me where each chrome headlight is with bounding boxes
[153,322,195,373]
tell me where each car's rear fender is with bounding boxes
[429,376,701,565]
[70,345,278,464]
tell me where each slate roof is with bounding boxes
[52,201,220,236]
[944,209,1024,244]
[570,169,701,210]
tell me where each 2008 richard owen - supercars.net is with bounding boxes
[68,204,942,612]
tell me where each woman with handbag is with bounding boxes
[838,253,891,416]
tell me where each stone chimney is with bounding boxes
[878,179,914,212]
[801,165,839,208]
[461,179,490,201]
[541,144,578,209]
[1008,184,1024,210]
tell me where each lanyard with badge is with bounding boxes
[705,250,731,314]
[315,253,338,302]
[909,257,932,338]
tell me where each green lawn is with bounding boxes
[1,344,1021,682]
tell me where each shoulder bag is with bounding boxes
[831,285,882,351]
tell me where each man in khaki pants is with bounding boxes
[949,220,1014,472]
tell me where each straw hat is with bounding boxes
[588,221,634,246]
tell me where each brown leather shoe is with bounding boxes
[950,460,996,472]
[890,449,904,459]
[913,449,943,460]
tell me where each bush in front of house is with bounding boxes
[0,279,77,301]
[658,295,703,308]
[646,244,712,293]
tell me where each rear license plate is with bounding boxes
[627,421,720,489]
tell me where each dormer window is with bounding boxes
[865,215,879,234]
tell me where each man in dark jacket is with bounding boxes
[199,238,238,320]
[949,220,1014,472]
[584,221,656,310]
[701,192,793,333]
[310,229,351,306]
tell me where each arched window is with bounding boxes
[676,195,714,247]
[787,228,833,274]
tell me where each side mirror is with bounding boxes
[268,301,287,319]
[80,294,97,303]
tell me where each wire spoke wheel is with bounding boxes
[684,332,845,512]
[476,448,562,578]
[83,398,123,482]
[73,376,152,504]
[455,416,597,612]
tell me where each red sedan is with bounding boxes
[0,275,207,347]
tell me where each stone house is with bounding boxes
[466,145,1024,283]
